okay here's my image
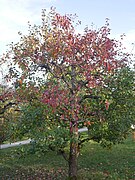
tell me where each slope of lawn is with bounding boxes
[0,133,135,180]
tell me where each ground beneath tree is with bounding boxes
[0,167,68,180]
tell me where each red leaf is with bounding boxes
[105,100,110,110]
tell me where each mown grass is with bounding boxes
[0,133,135,179]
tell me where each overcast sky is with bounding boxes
[0,0,135,57]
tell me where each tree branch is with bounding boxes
[58,149,69,162]
[79,95,101,104]
[78,137,90,146]
[78,135,102,146]
[77,80,89,88]
[48,144,69,162]
[0,102,17,115]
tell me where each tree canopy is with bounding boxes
[0,7,135,179]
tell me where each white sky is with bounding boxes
[0,0,135,82]
[1,0,135,53]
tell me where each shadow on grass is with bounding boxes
[0,134,135,179]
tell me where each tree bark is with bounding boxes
[68,124,79,180]
[68,65,79,179]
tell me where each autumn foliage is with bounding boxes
[1,8,134,179]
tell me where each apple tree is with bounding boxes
[1,8,135,179]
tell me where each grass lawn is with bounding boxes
[0,133,135,180]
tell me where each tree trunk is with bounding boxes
[68,124,79,180]
[69,65,79,179]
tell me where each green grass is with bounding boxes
[0,134,135,180]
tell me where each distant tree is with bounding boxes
[1,8,134,179]
[0,85,19,144]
